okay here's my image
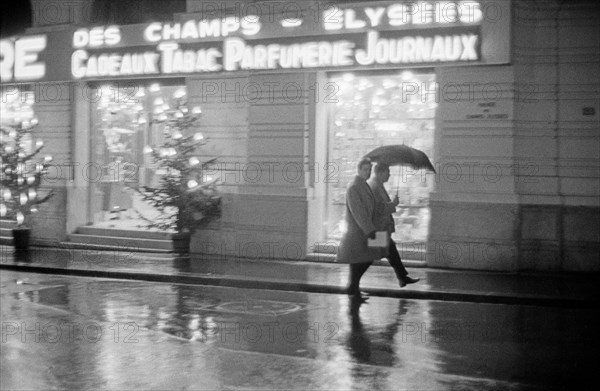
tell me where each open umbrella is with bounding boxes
[364,145,436,173]
[364,144,436,196]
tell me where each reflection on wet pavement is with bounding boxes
[1,271,595,390]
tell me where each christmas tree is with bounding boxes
[138,90,220,233]
[0,103,53,227]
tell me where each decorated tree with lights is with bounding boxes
[0,118,54,228]
[138,91,221,233]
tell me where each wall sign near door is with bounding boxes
[464,101,512,121]
[582,107,595,116]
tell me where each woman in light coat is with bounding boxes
[368,163,420,287]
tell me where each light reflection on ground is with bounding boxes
[1,271,594,390]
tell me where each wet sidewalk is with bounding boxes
[1,245,598,308]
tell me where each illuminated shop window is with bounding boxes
[327,71,436,245]
[90,83,187,228]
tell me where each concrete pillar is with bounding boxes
[187,72,313,261]
[427,65,520,271]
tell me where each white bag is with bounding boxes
[368,231,389,248]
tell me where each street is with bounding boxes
[1,270,596,390]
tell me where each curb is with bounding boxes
[1,263,597,309]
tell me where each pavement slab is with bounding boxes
[1,246,599,308]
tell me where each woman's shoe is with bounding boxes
[399,276,420,287]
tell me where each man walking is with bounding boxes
[368,163,420,287]
[337,158,386,300]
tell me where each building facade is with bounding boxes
[1,0,598,271]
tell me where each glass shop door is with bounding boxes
[325,71,437,255]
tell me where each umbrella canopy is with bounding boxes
[364,144,436,173]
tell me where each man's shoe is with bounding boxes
[347,289,370,300]
[349,293,369,303]
[357,291,370,299]
[399,276,420,287]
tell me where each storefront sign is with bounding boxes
[0,1,510,83]
[0,36,47,82]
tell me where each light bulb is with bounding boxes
[25,92,35,104]
[281,19,302,27]
[0,204,6,217]
[16,212,24,225]
[342,73,355,82]
[27,176,35,184]
[189,157,200,166]
[20,193,28,205]
[3,190,11,201]
[193,133,204,141]
[191,106,202,114]
[36,140,44,148]
[28,189,37,200]
[172,131,183,139]
[143,146,153,154]
[174,88,186,98]
[187,180,198,189]
[383,79,396,89]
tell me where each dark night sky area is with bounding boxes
[0,0,188,36]
[1,0,32,37]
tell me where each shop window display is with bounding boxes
[327,72,436,245]
[90,84,186,229]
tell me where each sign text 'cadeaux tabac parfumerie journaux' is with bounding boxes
[1,1,511,82]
